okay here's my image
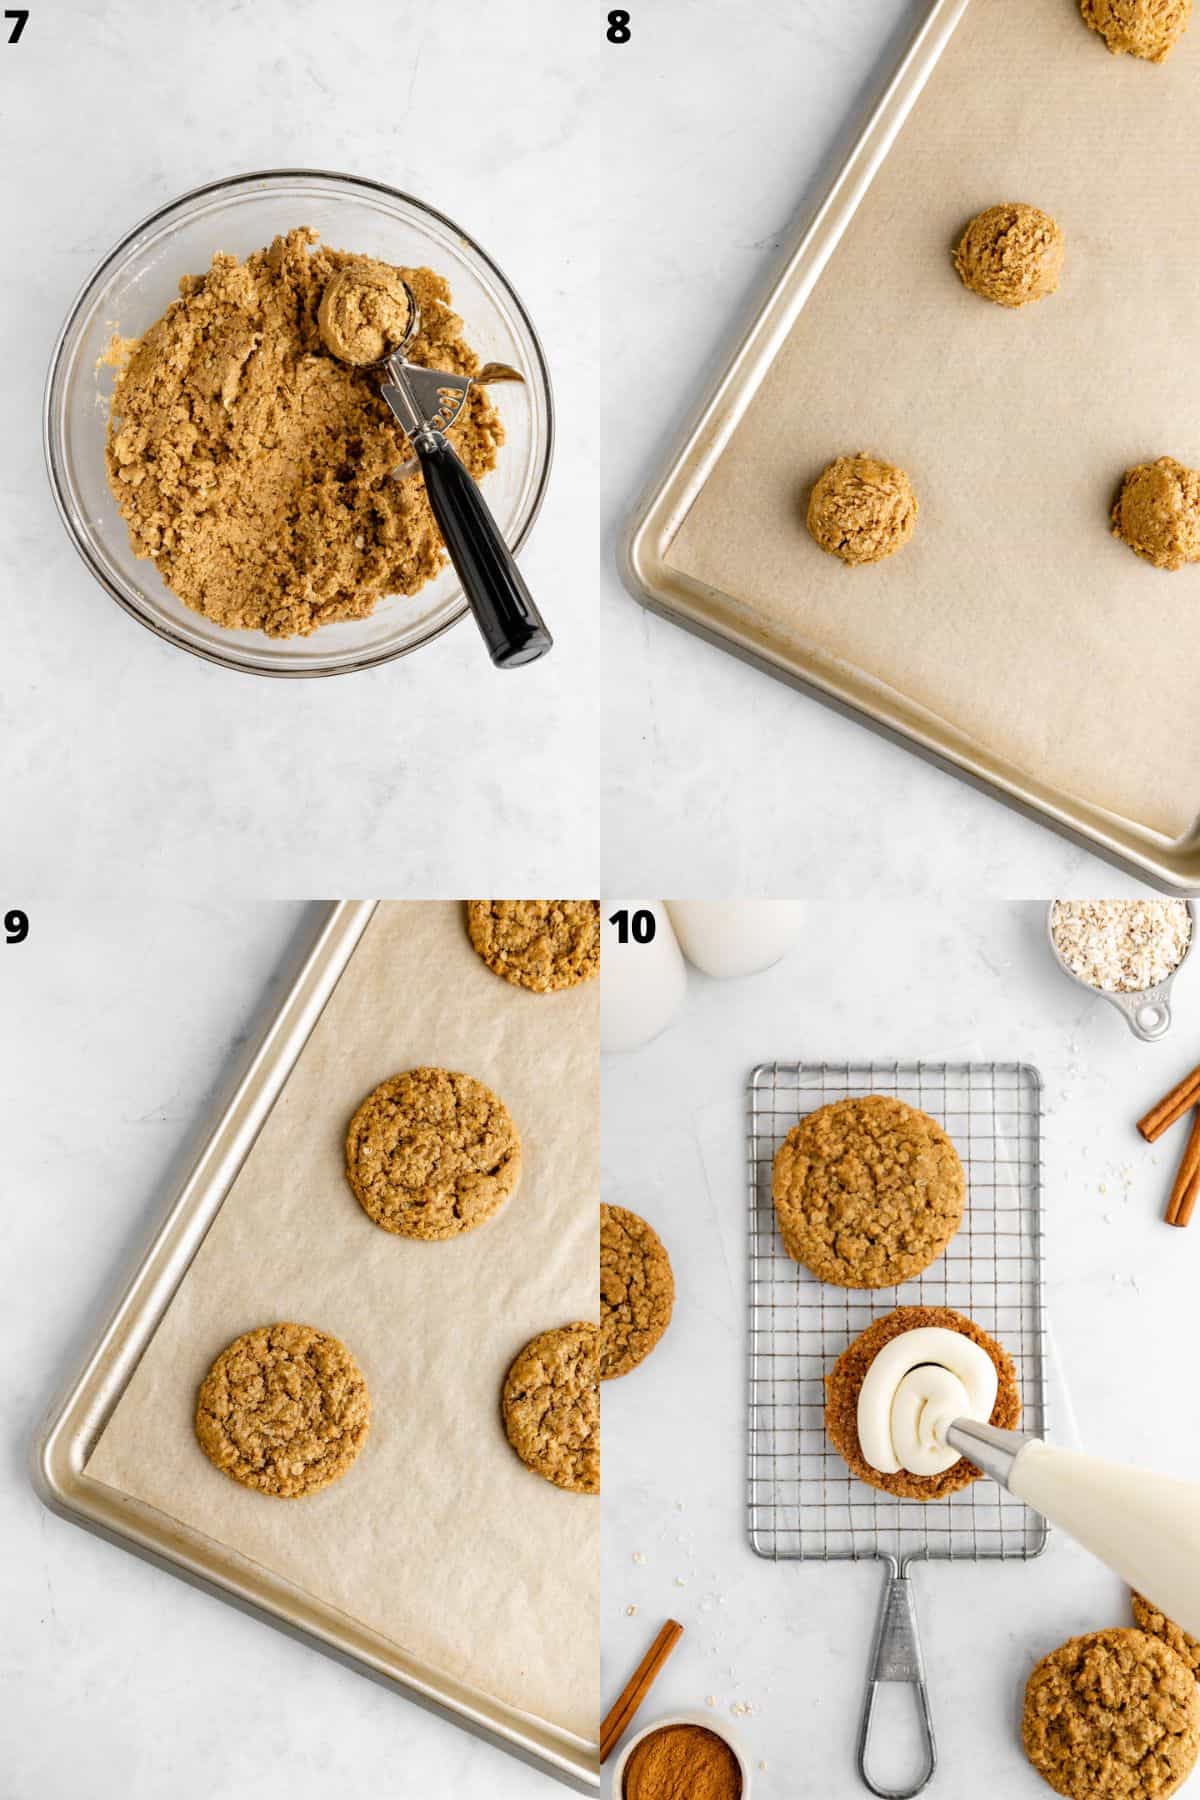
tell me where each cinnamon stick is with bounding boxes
[1138,1064,1200,1143]
[599,1617,684,1765]
[1165,1109,1200,1227]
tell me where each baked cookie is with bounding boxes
[600,1204,675,1380]
[806,454,918,567]
[953,203,1064,309]
[345,1066,520,1240]
[502,1322,600,1494]
[772,1094,965,1288]
[1081,0,1192,62]
[465,900,600,993]
[824,1305,1020,1499]
[1023,1628,1200,1800]
[195,1322,369,1498]
[1132,1591,1200,1678]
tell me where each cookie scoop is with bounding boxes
[323,270,552,668]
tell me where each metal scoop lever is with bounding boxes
[380,350,552,670]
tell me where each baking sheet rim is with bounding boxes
[619,0,1200,894]
[30,899,599,1794]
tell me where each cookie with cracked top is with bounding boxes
[345,1066,520,1240]
[195,1322,369,1498]
[772,1094,964,1288]
[1023,1627,1200,1799]
[501,1322,599,1494]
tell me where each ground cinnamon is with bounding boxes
[623,1723,743,1800]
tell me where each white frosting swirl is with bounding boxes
[856,1326,998,1476]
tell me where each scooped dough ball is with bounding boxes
[1111,457,1200,571]
[953,204,1065,309]
[318,259,414,366]
[1081,0,1192,62]
[806,454,918,567]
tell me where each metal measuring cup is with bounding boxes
[1046,901,1198,1041]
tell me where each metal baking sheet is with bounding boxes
[621,0,1200,893]
[32,901,600,1794]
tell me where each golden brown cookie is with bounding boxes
[1023,1628,1200,1800]
[345,1066,521,1240]
[806,455,918,567]
[1111,458,1200,571]
[501,1322,600,1494]
[772,1094,965,1288]
[1081,0,1192,62]
[824,1305,1020,1500]
[600,1204,675,1380]
[953,203,1065,309]
[318,258,414,365]
[1133,1592,1200,1678]
[195,1322,369,1498]
[466,900,600,993]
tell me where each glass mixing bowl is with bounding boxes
[44,169,554,676]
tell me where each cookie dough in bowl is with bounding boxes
[44,170,553,676]
[318,257,415,365]
[953,203,1065,309]
[105,230,501,639]
[806,454,918,567]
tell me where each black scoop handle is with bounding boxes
[415,434,552,668]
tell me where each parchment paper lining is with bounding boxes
[86,902,599,1741]
[667,0,1200,840]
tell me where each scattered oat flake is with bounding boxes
[1050,900,1190,993]
[705,1696,716,1709]
[625,1605,637,1616]
[632,1552,646,1565]
[731,1701,753,1716]
[674,1577,687,1587]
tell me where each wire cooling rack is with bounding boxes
[747,1062,1047,1567]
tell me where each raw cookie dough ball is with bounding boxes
[1023,1628,1200,1800]
[953,203,1065,309]
[806,454,918,567]
[1132,1591,1200,1678]
[1111,457,1200,571]
[318,258,414,365]
[1081,0,1192,62]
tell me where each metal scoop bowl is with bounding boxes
[366,281,551,670]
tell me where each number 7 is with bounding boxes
[5,10,28,42]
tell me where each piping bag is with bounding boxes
[947,1419,1200,1636]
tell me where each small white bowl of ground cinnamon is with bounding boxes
[612,1712,751,1800]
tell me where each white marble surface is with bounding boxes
[601,898,1200,1796]
[2,905,563,1797]
[3,0,598,896]
[595,0,1172,895]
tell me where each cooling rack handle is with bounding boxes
[857,1571,938,1799]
